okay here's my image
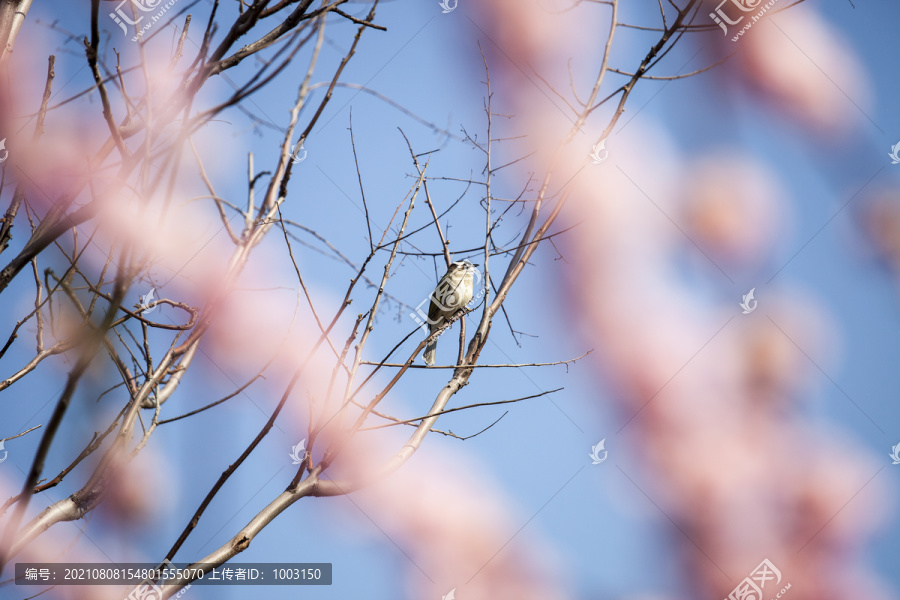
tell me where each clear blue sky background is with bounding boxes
[1,0,899,599]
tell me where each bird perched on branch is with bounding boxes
[423,260,477,366]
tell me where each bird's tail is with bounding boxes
[424,339,437,366]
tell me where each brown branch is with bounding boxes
[406,131,451,268]
[349,112,374,253]
[0,425,41,443]
[332,7,386,30]
[169,14,192,68]
[360,388,563,430]
[0,277,127,573]
[360,350,592,369]
[0,54,53,257]
[84,0,129,160]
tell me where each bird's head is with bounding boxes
[449,260,478,273]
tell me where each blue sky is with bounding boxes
[1,0,899,599]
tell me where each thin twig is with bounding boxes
[0,425,42,443]
[360,388,563,430]
[360,350,591,369]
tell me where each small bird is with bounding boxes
[424,260,477,366]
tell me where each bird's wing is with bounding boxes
[427,291,443,328]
